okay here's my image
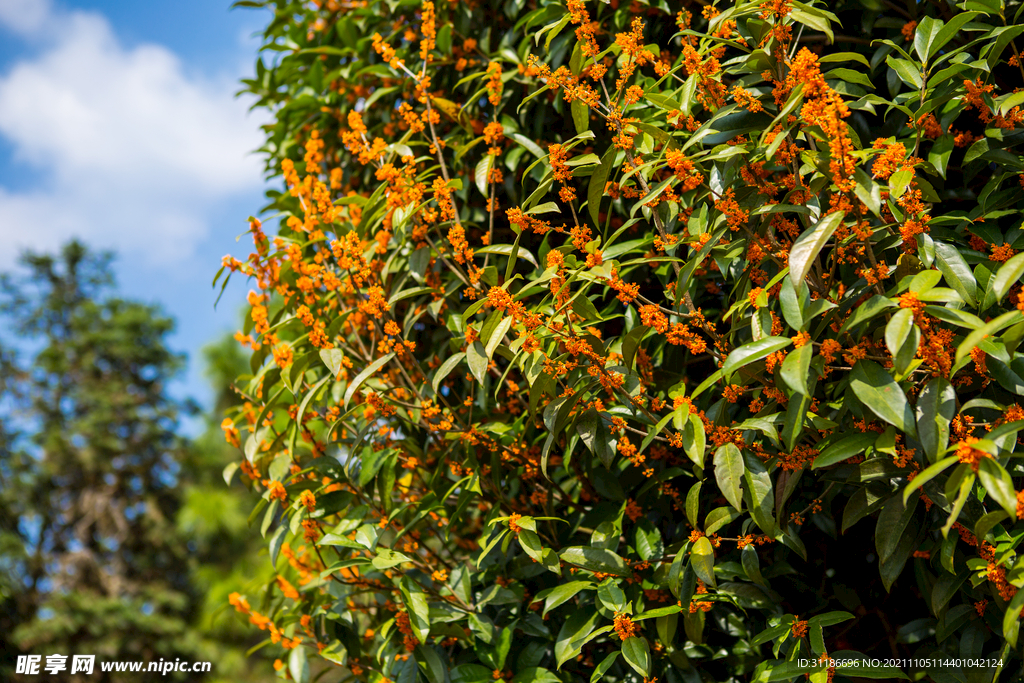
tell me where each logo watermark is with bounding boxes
[16,655,212,676]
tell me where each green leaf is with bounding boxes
[957,311,1022,364]
[780,342,813,396]
[705,506,742,534]
[791,8,833,42]
[534,581,594,616]
[744,455,777,536]
[588,145,615,228]
[372,548,413,569]
[839,296,896,335]
[752,624,790,647]
[289,646,310,683]
[571,100,589,135]
[875,492,918,563]
[518,529,544,563]
[683,482,702,533]
[691,536,716,588]
[597,582,627,612]
[576,408,617,469]
[808,611,854,628]
[975,511,1008,544]
[930,570,969,616]
[621,637,651,677]
[915,379,955,464]
[320,348,345,378]
[722,336,792,381]
[685,412,706,468]
[635,605,683,622]
[932,12,980,60]
[510,132,546,160]
[467,341,489,383]
[992,252,1024,304]
[933,242,977,306]
[886,55,923,89]
[1005,589,1024,648]
[590,652,619,683]
[344,352,395,409]
[812,432,877,469]
[884,308,914,359]
[942,470,975,537]
[789,211,844,287]
[913,16,942,62]
[928,135,954,179]
[475,154,494,197]
[433,352,466,394]
[849,360,917,437]
[889,167,913,199]
[714,443,745,511]
[978,458,1018,519]
[635,520,664,561]
[554,610,602,669]
[416,646,450,683]
[742,545,766,586]
[476,243,540,269]
[524,202,560,216]
[621,325,651,370]
[903,455,958,505]
[485,316,513,360]
[403,577,431,643]
[511,668,560,683]
[559,546,631,577]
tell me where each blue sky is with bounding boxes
[0,0,275,430]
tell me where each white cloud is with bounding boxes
[0,0,52,36]
[0,3,265,267]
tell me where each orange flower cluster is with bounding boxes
[688,580,713,613]
[788,49,856,192]
[955,437,990,471]
[665,149,704,192]
[613,612,638,640]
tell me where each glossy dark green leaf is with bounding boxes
[915,378,956,464]
[743,454,776,536]
[780,341,812,396]
[289,646,310,683]
[849,360,917,437]
[559,547,630,577]
[534,580,593,616]
[789,211,845,287]
[705,506,742,534]
[587,145,615,227]
[993,252,1024,304]
[714,443,745,511]
[621,637,651,677]
[554,609,601,669]
[589,652,619,683]
[875,492,918,563]
[722,336,792,381]
[839,296,897,334]
[812,432,877,469]
[691,536,716,587]
[903,456,957,505]
[978,458,1017,518]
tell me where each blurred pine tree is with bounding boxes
[0,242,273,682]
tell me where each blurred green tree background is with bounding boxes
[0,241,275,682]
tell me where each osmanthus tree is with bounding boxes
[222,0,1024,680]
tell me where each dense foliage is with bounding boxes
[223,0,1024,680]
